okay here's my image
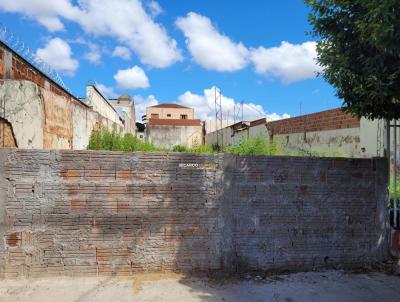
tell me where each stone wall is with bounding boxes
[0,149,388,277]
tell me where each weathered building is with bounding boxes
[108,94,137,135]
[266,108,387,157]
[205,108,394,158]
[82,85,123,127]
[206,118,268,147]
[145,103,194,120]
[145,104,202,148]
[0,41,135,150]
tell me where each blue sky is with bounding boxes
[0,0,341,121]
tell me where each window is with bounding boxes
[167,114,171,117]
[151,113,159,119]
[180,114,188,120]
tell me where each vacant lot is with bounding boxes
[0,270,399,302]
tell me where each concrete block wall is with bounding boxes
[231,156,388,271]
[0,149,389,277]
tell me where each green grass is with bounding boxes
[225,135,280,156]
[87,127,161,152]
[88,128,350,158]
[172,144,216,154]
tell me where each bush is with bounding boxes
[87,127,160,152]
[225,135,280,156]
[172,144,216,154]
[172,145,189,152]
[192,144,215,154]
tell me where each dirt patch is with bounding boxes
[131,272,187,294]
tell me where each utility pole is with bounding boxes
[214,87,223,150]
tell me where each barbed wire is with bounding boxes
[0,24,71,93]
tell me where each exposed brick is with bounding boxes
[0,149,389,277]
[267,108,360,135]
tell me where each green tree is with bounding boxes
[305,0,400,119]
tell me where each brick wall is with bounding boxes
[0,149,388,277]
[267,108,360,135]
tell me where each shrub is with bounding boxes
[192,144,215,154]
[225,135,280,156]
[172,145,189,152]
[87,127,160,152]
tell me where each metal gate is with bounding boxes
[389,120,399,228]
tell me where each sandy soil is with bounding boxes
[0,270,399,302]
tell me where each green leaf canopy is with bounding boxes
[306,0,400,119]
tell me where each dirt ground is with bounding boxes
[0,270,399,302]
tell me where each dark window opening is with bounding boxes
[180,114,188,120]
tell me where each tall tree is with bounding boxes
[305,0,400,119]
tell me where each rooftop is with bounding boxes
[149,103,191,109]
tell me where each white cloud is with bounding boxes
[0,0,182,68]
[84,42,102,64]
[176,12,249,72]
[147,1,163,17]
[84,50,101,64]
[133,94,159,121]
[114,66,150,90]
[250,41,322,83]
[177,86,289,122]
[266,112,290,121]
[0,0,80,31]
[95,83,118,98]
[36,38,79,76]
[112,46,132,60]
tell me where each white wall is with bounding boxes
[85,86,123,128]
[146,125,202,149]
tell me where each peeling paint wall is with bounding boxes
[0,42,124,150]
[0,149,389,277]
[0,80,122,149]
[0,81,44,149]
[42,87,74,149]
[205,109,388,158]
[269,117,393,158]
[272,128,362,157]
[0,118,16,147]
